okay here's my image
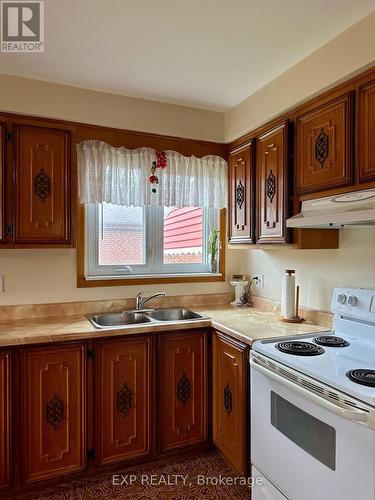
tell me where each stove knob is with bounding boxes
[337,294,347,304]
[347,295,358,306]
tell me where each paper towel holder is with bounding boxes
[279,284,305,323]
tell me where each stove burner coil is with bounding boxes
[346,369,375,387]
[275,341,325,356]
[313,336,350,347]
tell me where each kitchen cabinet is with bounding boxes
[256,121,289,244]
[158,330,207,452]
[13,125,70,244]
[0,125,3,243]
[22,344,85,483]
[0,351,10,490]
[228,142,255,244]
[358,80,375,183]
[296,92,353,194]
[212,332,248,475]
[95,336,151,466]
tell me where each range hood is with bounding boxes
[287,188,375,228]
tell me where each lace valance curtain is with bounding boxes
[77,140,228,208]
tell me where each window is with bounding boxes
[85,203,220,279]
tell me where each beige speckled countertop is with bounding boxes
[0,305,330,347]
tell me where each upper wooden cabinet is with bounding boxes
[0,351,10,490]
[228,142,255,244]
[358,80,375,183]
[22,344,85,483]
[158,330,207,452]
[212,332,248,475]
[13,125,70,244]
[0,125,3,243]
[95,336,151,466]
[256,121,289,244]
[296,92,353,194]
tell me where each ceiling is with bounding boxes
[1,0,374,111]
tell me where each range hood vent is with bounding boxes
[287,189,375,228]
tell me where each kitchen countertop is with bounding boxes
[0,305,330,347]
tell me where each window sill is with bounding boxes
[78,273,225,288]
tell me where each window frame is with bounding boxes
[78,204,226,287]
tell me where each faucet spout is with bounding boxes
[135,291,167,310]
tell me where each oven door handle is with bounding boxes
[250,357,369,425]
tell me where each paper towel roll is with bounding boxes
[281,270,295,319]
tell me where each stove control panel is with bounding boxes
[332,288,375,321]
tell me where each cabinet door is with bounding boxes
[358,80,375,183]
[257,122,289,244]
[296,93,353,194]
[212,333,248,475]
[14,125,70,243]
[95,337,151,466]
[0,125,3,242]
[228,142,255,244]
[22,344,85,483]
[159,331,207,452]
[0,352,10,490]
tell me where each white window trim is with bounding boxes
[84,204,219,280]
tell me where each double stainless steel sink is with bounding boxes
[88,308,208,329]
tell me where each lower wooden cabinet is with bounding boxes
[0,351,10,490]
[212,332,249,475]
[158,331,207,452]
[95,336,151,466]
[22,344,86,483]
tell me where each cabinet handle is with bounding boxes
[315,128,329,168]
[266,170,276,202]
[46,393,64,430]
[117,383,132,417]
[224,383,232,415]
[236,181,245,209]
[177,373,191,406]
[34,168,51,201]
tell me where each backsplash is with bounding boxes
[0,292,233,321]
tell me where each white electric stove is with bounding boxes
[250,288,375,500]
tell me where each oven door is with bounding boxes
[250,354,375,500]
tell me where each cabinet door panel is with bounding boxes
[22,344,85,483]
[0,352,10,489]
[257,122,289,244]
[14,125,70,243]
[228,142,255,244]
[358,80,375,183]
[296,93,353,194]
[0,125,3,242]
[159,331,207,452]
[212,333,248,475]
[96,337,151,466]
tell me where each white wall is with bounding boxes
[226,10,375,141]
[239,229,375,312]
[0,249,238,305]
[0,74,225,142]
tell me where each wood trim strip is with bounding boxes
[0,111,227,160]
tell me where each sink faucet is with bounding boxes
[135,291,166,310]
